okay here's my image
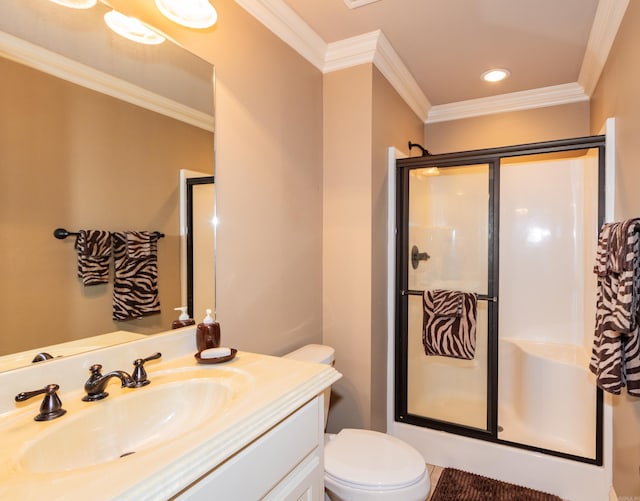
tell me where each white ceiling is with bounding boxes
[235,0,629,123]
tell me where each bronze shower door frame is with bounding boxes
[394,135,606,466]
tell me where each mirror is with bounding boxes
[0,0,215,369]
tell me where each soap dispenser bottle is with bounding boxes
[172,307,195,329]
[196,309,221,352]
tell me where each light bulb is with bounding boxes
[104,10,166,45]
[155,0,218,29]
[481,69,510,83]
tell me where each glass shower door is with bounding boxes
[402,163,493,432]
[396,136,605,464]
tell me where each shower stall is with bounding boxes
[392,135,611,500]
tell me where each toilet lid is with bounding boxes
[325,429,426,490]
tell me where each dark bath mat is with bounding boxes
[431,468,562,501]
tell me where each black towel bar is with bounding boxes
[53,228,165,240]
[401,289,497,302]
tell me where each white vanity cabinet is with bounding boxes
[175,396,325,500]
[0,331,340,501]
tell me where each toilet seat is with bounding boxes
[324,429,426,490]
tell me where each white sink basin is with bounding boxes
[18,373,240,473]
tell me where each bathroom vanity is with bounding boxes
[176,397,324,500]
[0,328,340,500]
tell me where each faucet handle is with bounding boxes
[88,363,103,376]
[15,384,67,421]
[31,352,54,363]
[131,352,162,388]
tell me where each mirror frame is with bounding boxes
[186,176,216,318]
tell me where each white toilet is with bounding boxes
[284,344,430,501]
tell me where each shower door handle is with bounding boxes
[411,245,430,269]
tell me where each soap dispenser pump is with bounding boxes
[172,307,195,329]
[196,309,221,352]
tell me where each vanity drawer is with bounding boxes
[176,396,323,500]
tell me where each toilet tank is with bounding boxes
[284,344,334,428]
[284,344,335,366]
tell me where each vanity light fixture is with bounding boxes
[104,10,166,45]
[481,68,510,83]
[48,0,97,8]
[154,0,218,29]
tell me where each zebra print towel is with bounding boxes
[590,219,640,396]
[126,232,152,259]
[74,230,111,286]
[423,289,477,360]
[112,232,161,321]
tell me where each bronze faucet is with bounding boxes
[82,364,135,401]
[130,352,162,387]
[15,384,66,421]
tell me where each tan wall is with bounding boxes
[109,0,325,355]
[371,67,424,430]
[323,64,423,432]
[0,57,213,355]
[590,1,640,497]
[323,65,374,432]
[425,102,590,154]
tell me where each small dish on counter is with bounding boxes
[195,348,237,364]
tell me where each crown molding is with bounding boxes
[324,31,431,121]
[426,83,588,124]
[0,30,214,131]
[578,0,629,96]
[427,0,627,123]
[237,0,625,125]
[234,0,327,70]
[236,1,431,121]
[372,31,431,122]
[324,30,379,72]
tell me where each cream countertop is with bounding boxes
[0,328,340,500]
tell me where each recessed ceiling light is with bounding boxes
[48,0,97,8]
[481,69,510,83]
[104,10,166,45]
[155,0,218,29]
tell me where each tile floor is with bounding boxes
[426,464,444,500]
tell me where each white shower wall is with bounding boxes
[499,154,598,349]
[497,153,599,459]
